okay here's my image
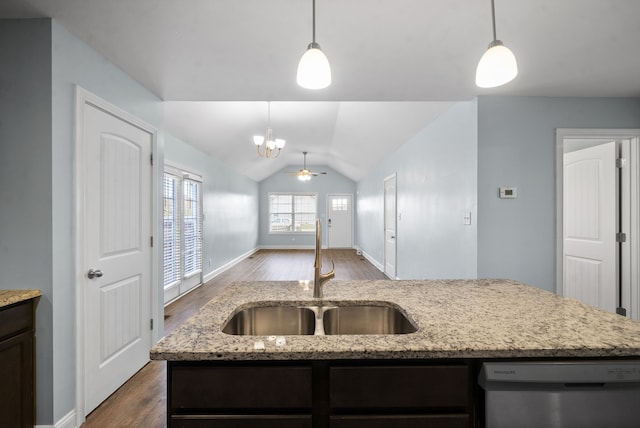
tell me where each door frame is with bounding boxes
[326,193,354,249]
[383,173,397,279]
[74,86,160,423]
[556,128,640,320]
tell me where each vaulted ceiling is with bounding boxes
[2,0,639,180]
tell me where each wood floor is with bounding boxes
[81,249,386,427]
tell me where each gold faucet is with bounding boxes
[314,219,335,298]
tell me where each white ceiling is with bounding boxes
[2,0,640,180]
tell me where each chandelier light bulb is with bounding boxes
[253,103,285,158]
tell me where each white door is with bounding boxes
[563,141,617,312]
[327,194,353,248]
[83,102,153,413]
[384,174,397,279]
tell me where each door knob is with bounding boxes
[87,269,103,279]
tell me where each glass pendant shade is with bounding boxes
[475,40,518,88]
[297,43,331,89]
[253,135,264,146]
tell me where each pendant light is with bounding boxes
[475,0,518,88]
[297,0,331,89]
[254,102,285,158]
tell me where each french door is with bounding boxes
[163,167,203,303]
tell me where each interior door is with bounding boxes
[563,141,617,312]
[83,102,153,413]
[384,175,397,279]
[327,194,353,248]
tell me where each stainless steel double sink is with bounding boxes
[222,302,417,336]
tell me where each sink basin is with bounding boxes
[322,304,417,335]
[221,302,417,336]
[222,305,316,335]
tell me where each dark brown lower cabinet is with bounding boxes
[167,360,474,428]
[330,415,470,428]
[0,298,37,428]
[170,415,312,428]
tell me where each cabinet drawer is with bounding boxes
[170,364,312,410]
[330,365,469,409]
[331,414,470,428]
[0,301,33,340]
[171,415,312,428]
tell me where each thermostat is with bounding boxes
[499,187,517,199]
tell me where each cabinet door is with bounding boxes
[330,365,470,410]
[170,364,313,410]
[0,331,34,428]
[170,415,312,428]
[331,414,470,428]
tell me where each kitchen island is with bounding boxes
[151,279,640,427]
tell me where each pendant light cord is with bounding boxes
[491,0,497,41]
[267,101,271,127]
[312,0,316,43]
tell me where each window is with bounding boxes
[163,167,203,303]
[331,197,348,211]
[269,193,317,233]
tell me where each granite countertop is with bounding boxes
[150,279,640,361]
[0,289,42,309]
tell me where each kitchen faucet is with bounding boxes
[313,219,335,298]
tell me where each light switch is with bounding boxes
[463,212,472,225]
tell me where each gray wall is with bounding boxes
[50,19,165,424]
[0,18,54,424]
[2,18,258,426]
[258,165,356,247]
[164,133,259,273]
[477,96,640,292]
[356,101,478,279]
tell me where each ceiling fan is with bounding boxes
[286,152,327,181]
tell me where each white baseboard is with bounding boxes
[361,249,384,272]
[35,409,77,428]
[202,247,259,283]
[258,245,315,250]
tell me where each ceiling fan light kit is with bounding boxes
[475,0,518,88]
[254,102,286,158]
[286,152,327,181]
[297,0,331,89]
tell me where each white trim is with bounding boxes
[35,409,77,428]
[164,161,203,182]
[259,245,316,250]
[74,86,159,426]
[556,128,640,321]
[361,249,384,272]
[202,248,260,283]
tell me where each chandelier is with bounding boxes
[253,102,286,158]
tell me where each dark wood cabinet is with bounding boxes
[330,414,470,428]
[167,360,474,428]
[0,297,37,428]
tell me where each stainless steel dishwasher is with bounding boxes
[479,361,640,428]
